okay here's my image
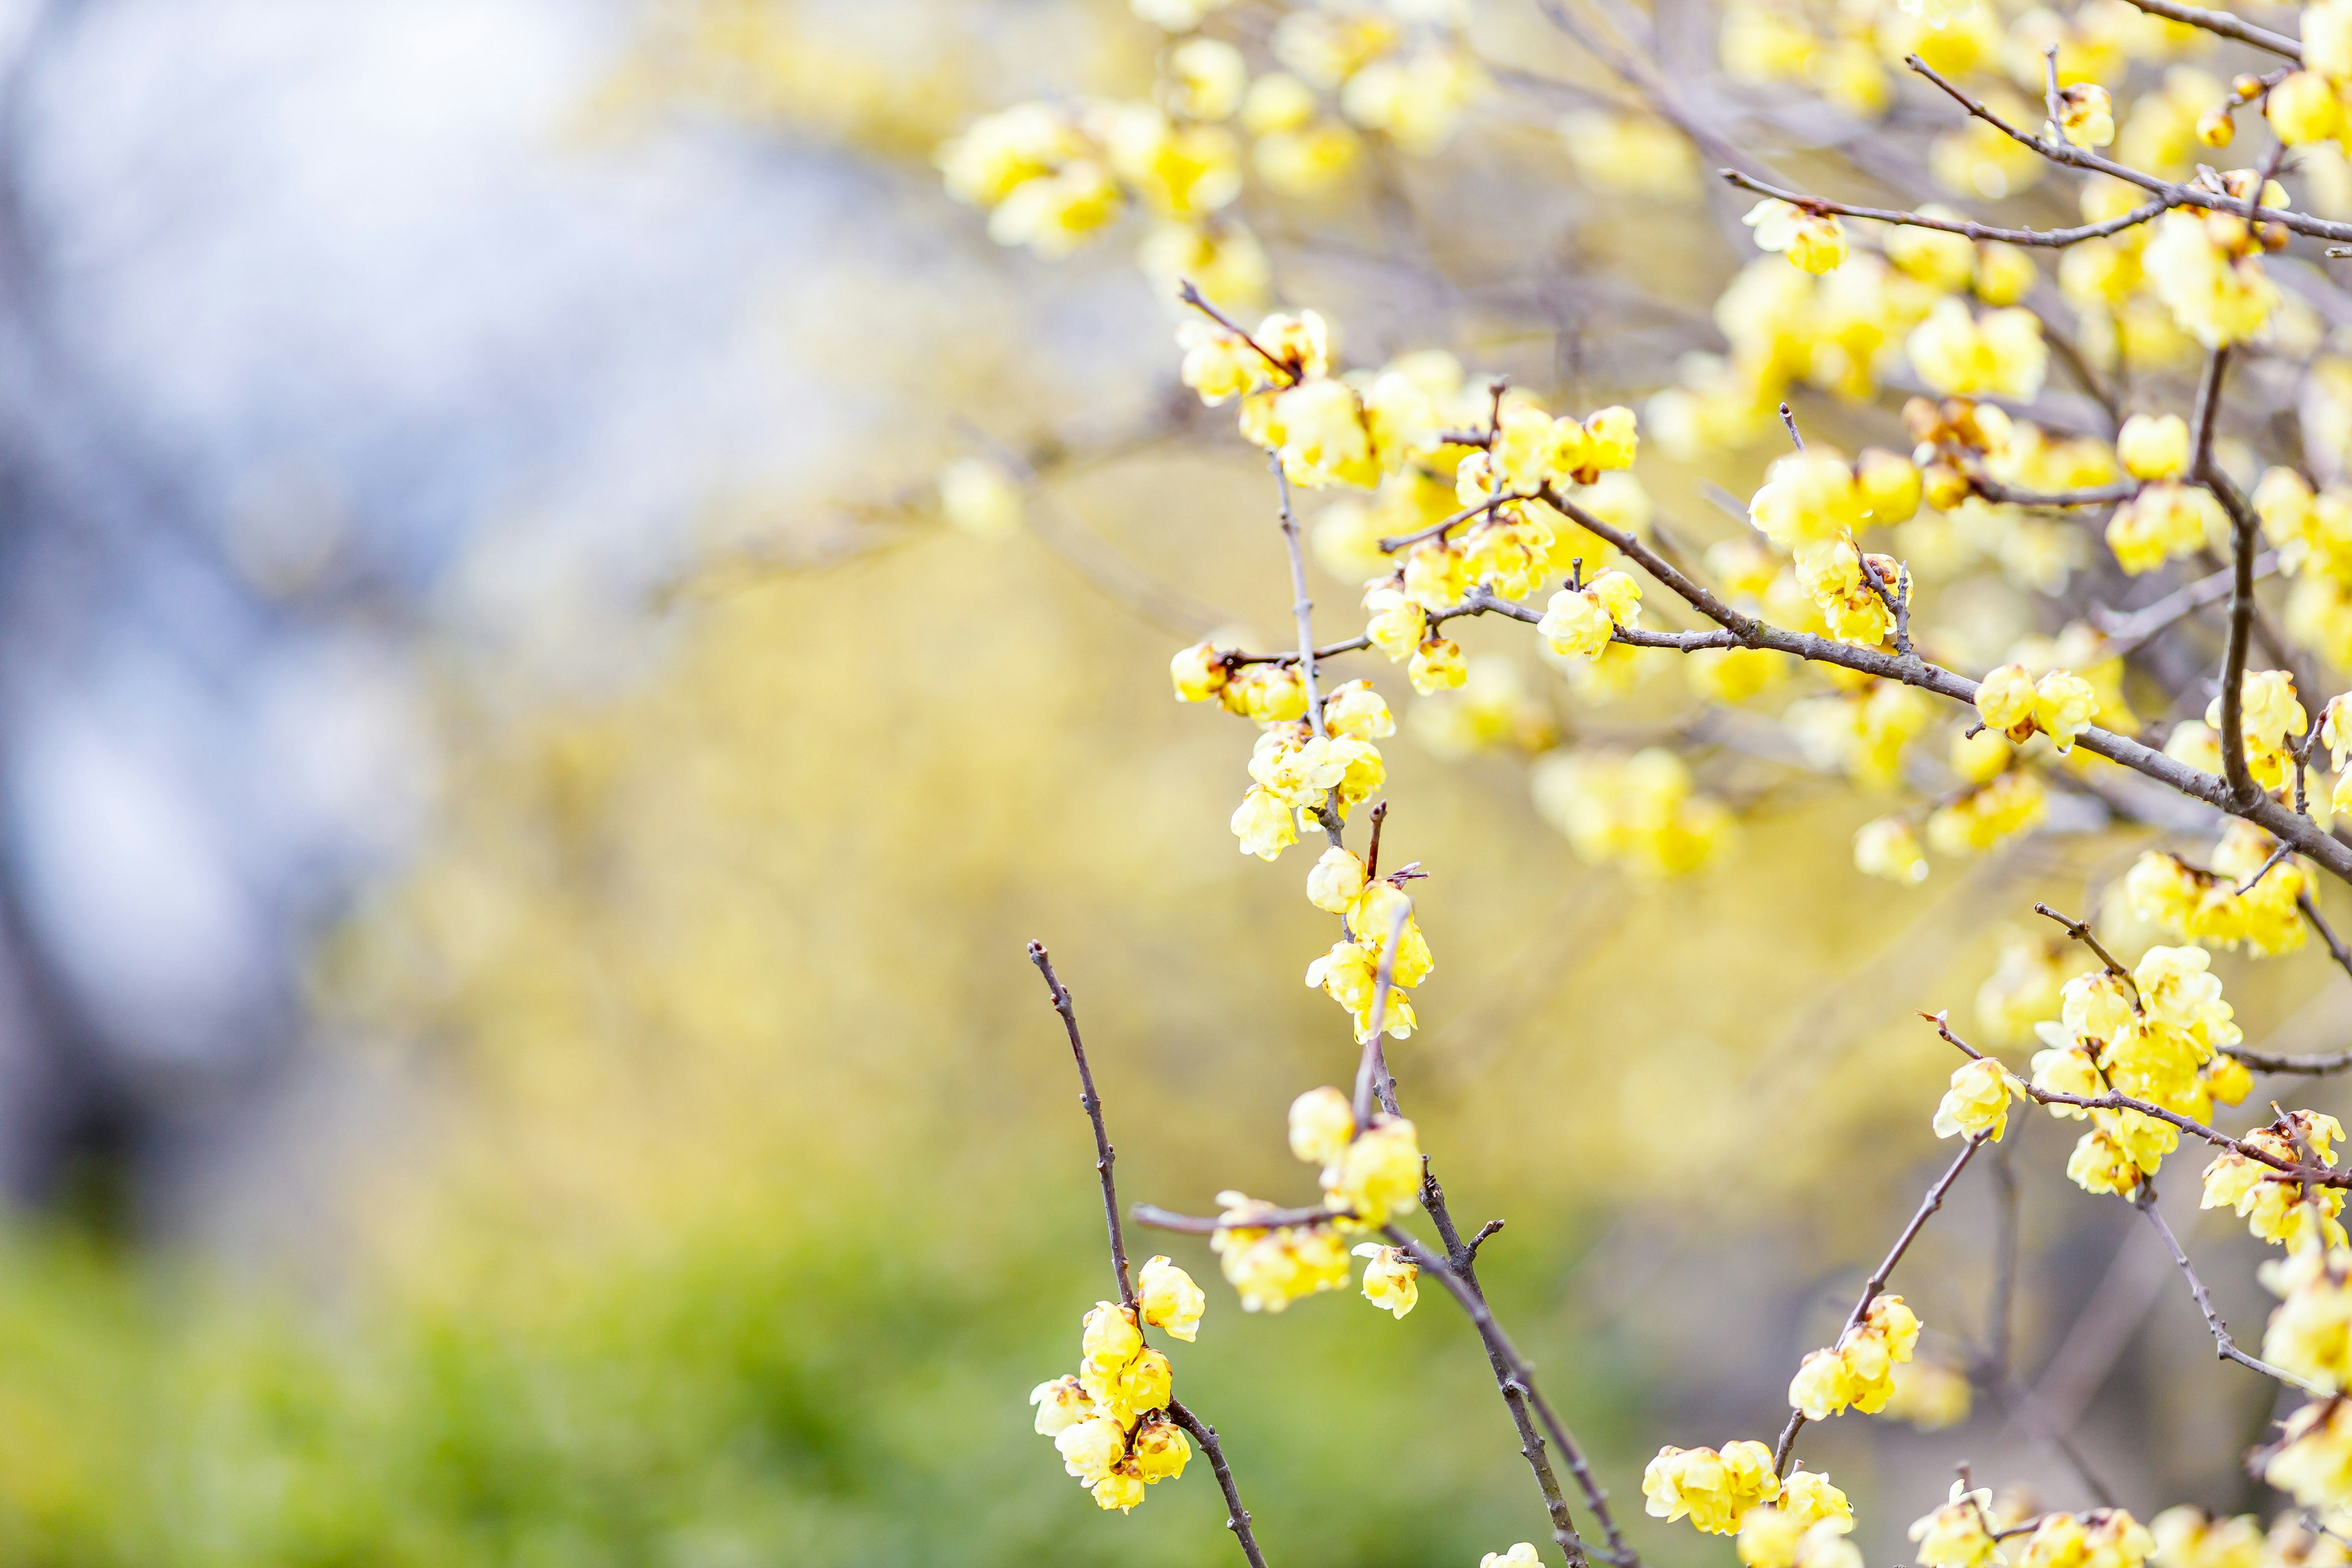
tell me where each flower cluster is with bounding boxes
[1932,1054,2026,1141]
[1207,1190,1351,1313]
[2030,946,2247,1194]
[1531,747,1735,877]
[1910,1482,2003,1568]
[2204,669,2309,793]
[1973,662,2100,754]
[1737,1470,1858,1568]
[1787,1293,1921,1420]
[1287,1084,1423,1226]
[2262,1245,2352,1393]
[1031,1277,1202,1512]
[1641,1439,1781,1534]
[2125,821,2309,957]
[2015,1509,2158,1568]
[2203,1110,2348,1252]
[1302,848,1432,1041]
[2258,471,2352,668]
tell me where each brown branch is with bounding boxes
[1774,1134,1986,1475]
[2132,1183,2328,1390]
[1722,170,2168,249]
[1031,941,1135,1308]
[1030,946,1273,1567]
[2032,902,2135,987]
[2095,552,2281,654]
[1970,478,2138,509]
[1926,1012,2347,1185]
[1526,486,2352,884]
[1388,1226,1634,1568]
[1907,56,2352,246]
[1177,281,1300,385]
[2113,0,2301,57]
[1167,1400,1273,1568]
[1354,897,1410,1128]
[1379,491,1536,554]
[1133,1203,1349,1234]
[2302,889,2352,986]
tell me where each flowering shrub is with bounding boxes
[922,0,2352,1558]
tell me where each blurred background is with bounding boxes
[0,0,2333,1562]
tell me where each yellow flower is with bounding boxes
[1129,1415,1191,1483]
[2261,1246,2352,1391]
[1031,1374,1095,1436]
[1091,1468,1146,1512]
[2116,413,2190,482]
[2260,1396,2352,1515]
[1935,1055,2024,1140]
[938,458,1025,538]
[1539,571,1642,660]
[1907,299,2047,399]
[1751,453,1865,550]
[2068,1126,2143,1194]
[1744,199,1847,274]
[2271,72,2343,146]
[1221,662,1309,722]
[1789,1295,1919,1417]
[1323,1114,1421,1226]
[1353,1242,1419,1317]
[1482,1545,1544,1568]
[1055,1413,1125,1482]
[1974,244,2038,307]
[2056,83,2116,149]
[1877,1357,1972,1429]
[1856,448,1922,525]
[1137,1256,1205,1344]
[1287,1085,1356,1167]
[1910,1484,2005,1568]
[1643,1441,1782,1534]
[2143,208,2278,348]
[2206,669,2309,790]
[1974,663,2038,742]
[2017,1511,2155,1568]
[1409,636,1466,693]
[1586,405,1639,469]
[1170,643,1231,703]
[1322,679,1395,741]
[2035,669,2100,753]
[2204,1110,2349,1249]
[1854,816,1929,884]
[1231,786,1299,860]
[1167,37,1247,122]
[1926,770,2046,856]
[1207,1191,1352,1312]
[1305,846,1367,915]
[2107,481,2224,575]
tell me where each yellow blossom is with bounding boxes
[1353,1242,1418,1317]
[1907,299,2048,399]
[1854,816,1928,884]
[2261,1396,2352,1515]
[1322,1114,1421,1226]
[1287,1084,1355,1167]
[2117,413,2190,481]
[1129,1416,1190,1483]
[1170,642,1231,703]
[1975,662,2037,742]
[1911,1483,2005,1568]
[1935,1055,2024,1140]
[1167,37,1247,122]
[1410,636,1467,693]
[2107,481,2223,575]
[2261,1245,2352,1391]
[2035,669,2100,753]
[1744,199,1847,274]
[1055,1413,1125,1483]
[2056,83,2116,149]
[1031,1374,1095,1436]
[1232,786,1298,860]
[1208,1191,1352,1312]
[1137,1256,1205,1344]
[1305,846,1367,915]
[1643,1440,1782,1534]
[1878,1357,1973,1429]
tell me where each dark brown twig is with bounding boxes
[2133,1182,2326,1390]
[1773,1135,1986,1474]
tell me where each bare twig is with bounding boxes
[1031,941,1134,1307]
[1774,1134,1986,1474]
[2034,902,2136,987]
[2095,553,2280,654]
[1354,897,1411,1126]
[2302,889,2352,986]
[1167,1400,1273,1568]
[2133,1183,2329,1392]
[2112,0,2301,57]
[1721,170,2165,249]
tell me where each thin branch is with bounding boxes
[1354,897,1410,1127]
[2228,1042,2352,1075]
[1529,485,2352,883]
[2133,1183,2329,1392]
[1177,281,1300,385]
[2112,0,2301,57]
[1389,1226,1628,1568]
[2197,353,2263,807]
[1031,941,1134,1308]
[2302,889,2352,986]
[1722,170,2168,249]
[1167,1400,1273,1568]
[2032,902,2135,986]
[1970,478,2139,509]
[2094,552,2280,654]
[1988,1136,2019,1376]
[1774,1134,1986,1475]
[1927,1012,2347,1185]
[1907,56,2352,247]
[1379,491,1534,554]
[1133,1203,1349,1234]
